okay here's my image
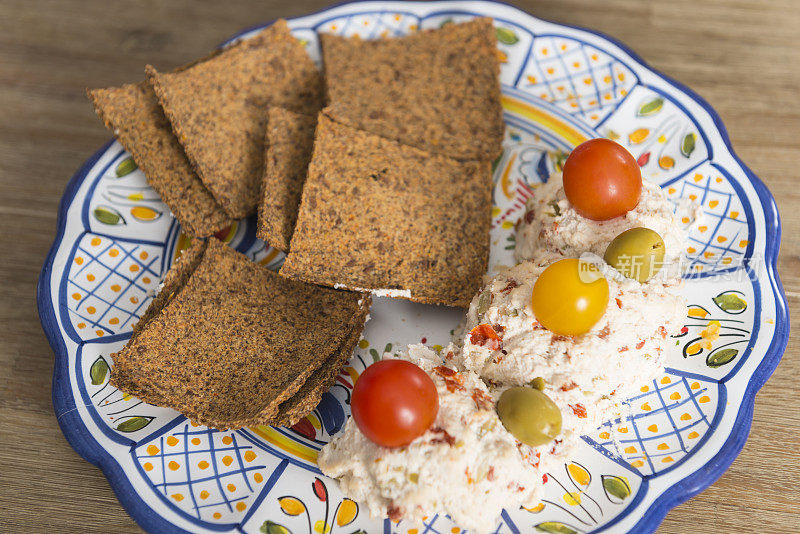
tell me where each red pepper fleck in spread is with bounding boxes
[429,426,456,446]
[433,366,465,392]
[560,381,579,392]
[525,209,536,224]
[471,389,494,410]
[487,466,496,481]
[434,365,456,377]
[469,324,503,351]
[500,279,519,294]
[542,474,549,484]
[616,297,623,309]
[518,444,542,468]
[636,340,646,350]
[598,325,611,339]
[570,403,588,418]
[658,326,668,338]
[387,504,403,521]
[619,346,629,352]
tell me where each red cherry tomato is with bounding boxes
[351,359,439,448]
[562,138,642,221]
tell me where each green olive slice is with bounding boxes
[497,387,562,446]
[604,227,666,282]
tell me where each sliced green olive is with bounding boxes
[496,387,562,446]
[604,227,666,282]
[530,377,546,391]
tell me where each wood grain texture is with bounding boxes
[0,0,797,532]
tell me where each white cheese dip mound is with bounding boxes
[515,172,700,266]
[455,253,686,440]
[318,345,566,533]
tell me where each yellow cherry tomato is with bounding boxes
[531,259,609,336]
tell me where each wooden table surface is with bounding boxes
[1,0,797,532]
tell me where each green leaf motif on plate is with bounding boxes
[681,132,697,157]
[535,522,577,534]
[260,520,291,534]
[495,27,519,45]
[550,150,569,172]
[637,97,664,117]
[505,240,516,251]
[90,356,109,385]
[115,156,138,177]
[491,150,505,174]
[94,206,126,226]
[368,348,380,362]
[115,416,153,433]
[713,292,747,313]
[707,347,738,368]
[602,474,631,501]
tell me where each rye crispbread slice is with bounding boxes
[146,20,324,219]
[129,238,209,344]
[273,301,369,427]
[320,17,503,161]
[110,237,370,430]
[280,114,492,308]
[87,84,232,237]
[257,107,317,251]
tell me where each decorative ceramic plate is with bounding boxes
[38,1,788,533]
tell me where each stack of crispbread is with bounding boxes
[280,115,492,307]
[280,18,502,307]
[89,20,322,236]
[88,17,503,429]
[111,238,370,429]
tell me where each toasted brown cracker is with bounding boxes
[257,107,317,251]
[273,300,369,427]
[110,237,370,430]
[280,115,491,308]
[321,18,503,161]
[147,20,324,219]
[87,84,232,237]
[129,238,209,343]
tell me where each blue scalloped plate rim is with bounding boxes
[38,2,789,532]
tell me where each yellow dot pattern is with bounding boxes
[134,421,269,522]
[68,234,161,340]
[592,373,716,475]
